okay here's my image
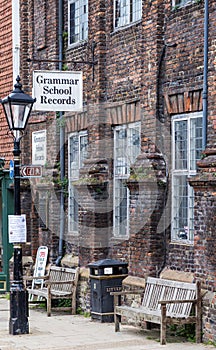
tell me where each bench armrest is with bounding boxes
[45,280,75,285]
[23,275,49,281]
[110,289,144,296]
[110,289,144,307]
[158,298,197,305]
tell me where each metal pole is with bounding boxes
[56,0,64,266]
[202,0,209,150]
[9,138,29,335]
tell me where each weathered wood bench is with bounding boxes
[111,277,202,345]
[26,265,79,317]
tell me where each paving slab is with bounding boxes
[0,297,215,350]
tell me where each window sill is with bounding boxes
[110,235,129,242]
[68,230,79,237]
[67,39,88,51]
[170,239,194,246]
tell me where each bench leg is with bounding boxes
[160,303,166,345]
[196,281,202,343]
[71,292,76,315]
[47,297,51,317]
[114,313,120,332]
[196,305,202,343]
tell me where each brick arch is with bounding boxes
[164,89,202,115]
[106,100,141,125]
[65,111,88,133]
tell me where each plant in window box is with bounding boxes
[73,177,109,202]
[73,161,109,201]
[87,179,109,201]
[127,152,167,189]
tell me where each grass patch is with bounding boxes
[168,324,196,342]
[0,292,10,300]
[77,307,91,318]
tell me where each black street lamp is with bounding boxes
[0,76,36,335]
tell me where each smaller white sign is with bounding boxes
[33,70,83,112]
[32,130,46,165]
[104,267,113,275]
[8,215,27,243]
[34,246,48,284]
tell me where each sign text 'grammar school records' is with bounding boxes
[33,70,83,112]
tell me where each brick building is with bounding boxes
[0,1,18,291]
[1,0,216,342]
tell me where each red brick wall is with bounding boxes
[15,0,216,342]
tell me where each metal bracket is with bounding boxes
[27,41,97,82]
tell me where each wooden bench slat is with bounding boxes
[27,265,79,316]
[113,277,202,345]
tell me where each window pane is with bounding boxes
[115,0,141,28]
[114,180,128,236]
[69,135,79,179]
[173,175,188,239]
[127,126,140,163]
[68,131,88,233]
[69,3,76,44]
[69,0,88,44]
[114,122,140,237]
[190,117,203,170]
[172,113,203,243]
[80,134,88,167]
[117,0,129,27]
[132,0,142,22]
[174,120,187,169]
[115,128,128,177]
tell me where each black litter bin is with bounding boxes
[88,258,128,322]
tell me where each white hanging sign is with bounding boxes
[32,130,47,165]
[8,215,27,243]
[33,70,83,112]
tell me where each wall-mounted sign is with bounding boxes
[20,165,42,178]
[33,70,83,112]
[8,215,27,243]
[32,130,46,165]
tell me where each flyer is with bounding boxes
[8,215,27,243]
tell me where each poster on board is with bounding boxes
[8,215,27,243]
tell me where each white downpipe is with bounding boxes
[12,0,20,81]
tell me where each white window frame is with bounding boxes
[113,122,141,238]
[114,0,142,29]
[68,0,88,46]
[171,112,203,243]
[68,130,88,234]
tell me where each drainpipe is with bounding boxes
[56,0,65,266]
[202,0,209,150]
[12,0,20,79]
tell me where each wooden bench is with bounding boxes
[26,265,79,316]
[111,277,202,345]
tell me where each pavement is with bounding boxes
[0,296,215,350]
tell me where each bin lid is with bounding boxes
[88,258,128,268]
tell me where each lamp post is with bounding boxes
[0,76,36,335]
